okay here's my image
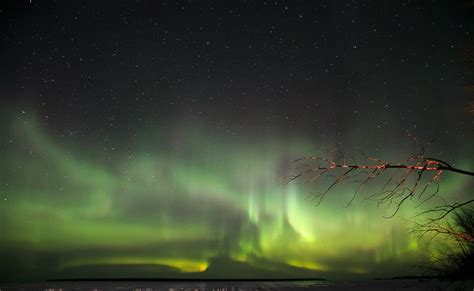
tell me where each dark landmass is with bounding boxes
[374,275,441,280]
[46,256,327,282]
[48,277,326,281]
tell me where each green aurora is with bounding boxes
[0,112,472,281]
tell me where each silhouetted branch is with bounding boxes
[288,150,474,218]
[415,199,474,223]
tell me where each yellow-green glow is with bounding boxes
[60,258,209,273]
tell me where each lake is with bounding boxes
[1,279,473,290]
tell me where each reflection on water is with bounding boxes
[0,280,473,291]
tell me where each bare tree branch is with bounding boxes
[288,150,474,219]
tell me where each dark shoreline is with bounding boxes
[47,277,326,282]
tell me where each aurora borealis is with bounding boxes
[1,112,472,281]
[1,0,473,283]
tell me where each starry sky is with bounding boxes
[1,0,473,282]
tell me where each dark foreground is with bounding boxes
[1,279,473,291]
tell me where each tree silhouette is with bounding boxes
[414,208,474,279]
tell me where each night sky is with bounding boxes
[1,0,473,282]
